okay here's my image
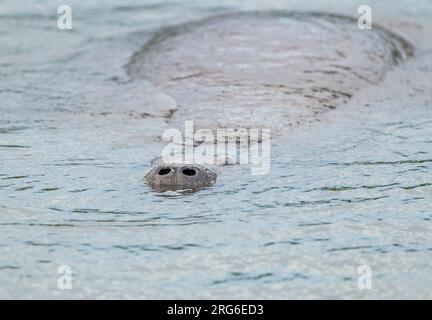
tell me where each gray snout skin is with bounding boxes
[145,164,217,192]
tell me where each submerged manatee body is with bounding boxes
[128,11,412,132]
[128,11,413,191]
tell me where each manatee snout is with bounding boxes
[145,164,217,191]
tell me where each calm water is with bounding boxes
[0,0,431,299]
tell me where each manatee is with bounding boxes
[145,163,217,192]
[127,11,413,191]
[127,11,412,132]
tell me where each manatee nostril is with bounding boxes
[181,168,197,176]
[158,167,172,176]
[146,163,216,191]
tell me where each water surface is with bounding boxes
[0,0,431,299]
